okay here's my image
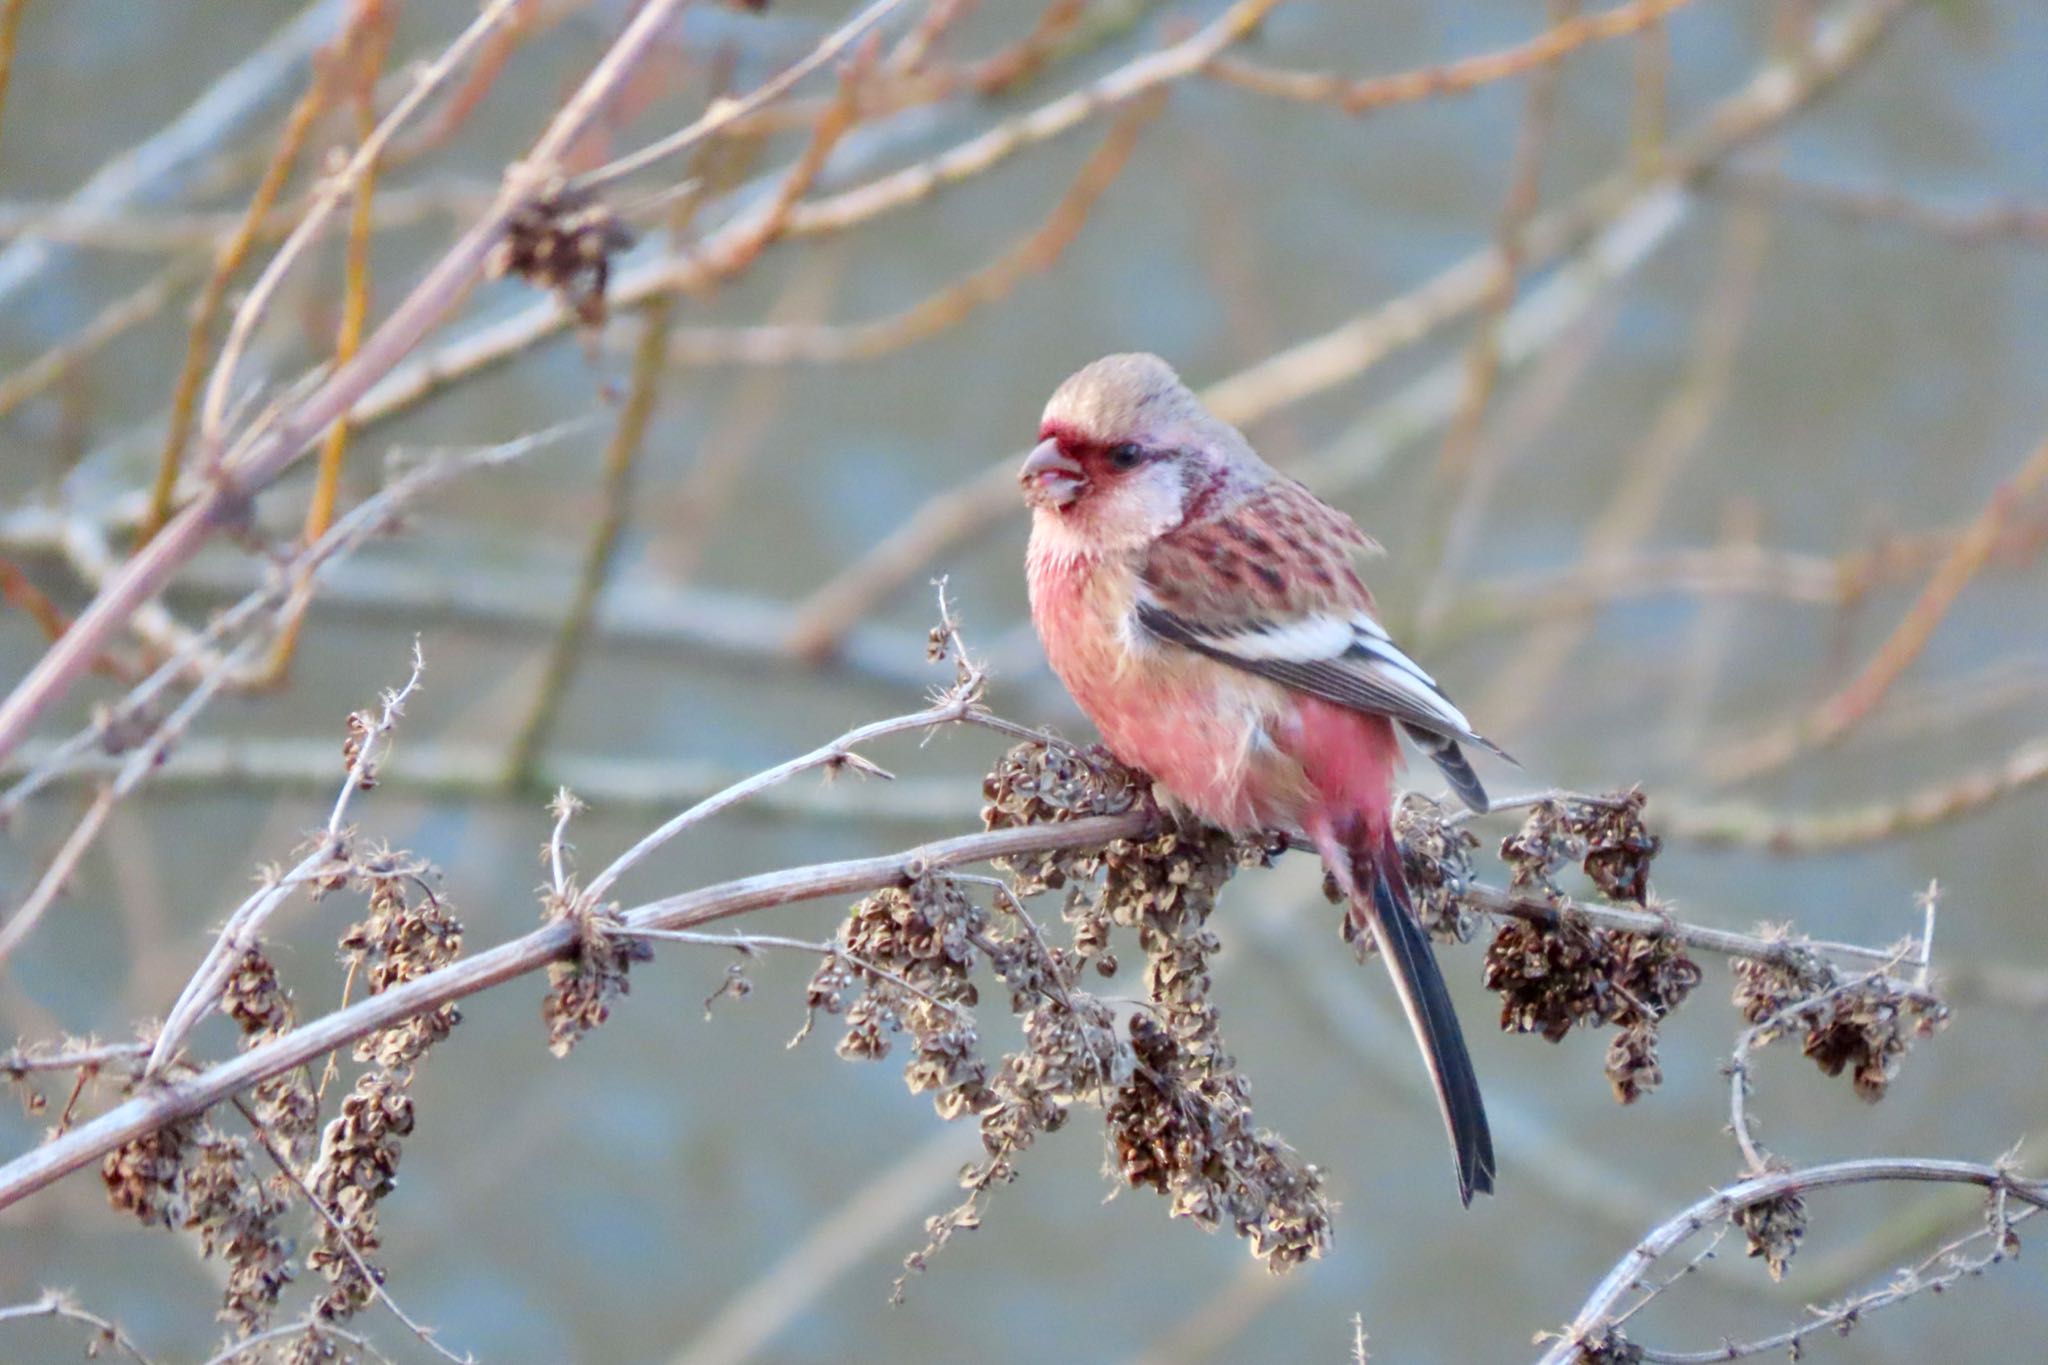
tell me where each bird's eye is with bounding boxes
[1106,442,1144,470]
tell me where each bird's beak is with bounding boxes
[1020,438,1085,510]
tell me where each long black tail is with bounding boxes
[1350,832,1495,1204]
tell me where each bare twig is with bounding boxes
[0,1290,156,1365]
[1712,430,2048,782]
[1538,1160,2047,1364]
[143,640,426,1076]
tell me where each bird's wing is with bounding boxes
[1138,480,1509,809]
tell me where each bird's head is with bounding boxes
[1020,353,1262,552]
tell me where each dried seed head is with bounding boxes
[1732,929,1835,1025]
[102,1117,196,1229]
[222,947,294,1039]
[1484,916,1608,1043]
[182,1127,293,1334]
[1799,978,1950,1102]
[488,182,635,328]
[1735,1189,1808,1281]
[1395,793,1481,941]
[307,1073,413,1318]
[343,873,464,1069]
[540,902,647,1058]
[1499,800,1580,899]
[1483,915,1699,1102]
[1574,789,1660,904]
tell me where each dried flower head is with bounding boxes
[342,871,464,1070]
[182,1126,293,1334]
[1394,793,1481,941]
[1483,914,1699,1102]
[1576,788,1660,905]
[541,901,653,1057]
[1731,931,1835,1025]
[489,181,635,327]
[307,1073,414,1317]
[102,1116,196,1229]
[1735,1188,1808,1281]
[1499,792,1663,905]
[1799,978,1950,1102]
[1500,800,1580,899]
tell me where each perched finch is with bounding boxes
[1020,353,1509,1203]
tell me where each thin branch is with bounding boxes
[572,0,914,193]
[1658,734,2048,852]
[0,634,262,964]
[0,258,204,425]
[777,0,1282,238]
[1711,163,2048,246]
[0,421,588,824]
[231,1098,473,1365]
[1205,0,1698,112]
[0,1291,156,1365]
[504,296,672,788]
[1536,1159,2048,1365]
[143,641,426,1076]
[138,19,344,543]
[1711,429,2048,783]
[196,1316,395,1365]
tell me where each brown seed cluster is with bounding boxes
[1393,793,1482,942]
[1800,978,1949,1103]
[1734,1188,1808,1281]
[1098,827,1329,1268]
[102,1116,196,1229]
[1482,914,1701,1103]
[1575,1326,1646,1364]
[1731,932,1836,1025]
[223,947,321,1166]
[1733,939,1948,1103]
[307,851,466,1323]
[307,1075,413,1317]
[541,900,653,1058]
[489,182,635,327]
[101,1114,295,1334]
[1499,791,1660,905]
[821,740,1328,1291]
[340,869,464,1070]
[1484,795,1697,1101]
[184,1127,295,1334]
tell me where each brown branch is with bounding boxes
[259,3,398,683]
[1205,0,1698,112]
[661,87,1158,370]
[0,0,29,160]
[503,296,672,786]
[1712,430,2048,783]
[775,0,1281,238]
[137,23,344,544]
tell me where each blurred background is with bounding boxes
[1,0,2045,1360]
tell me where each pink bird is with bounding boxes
[1020,353,1508,1203]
